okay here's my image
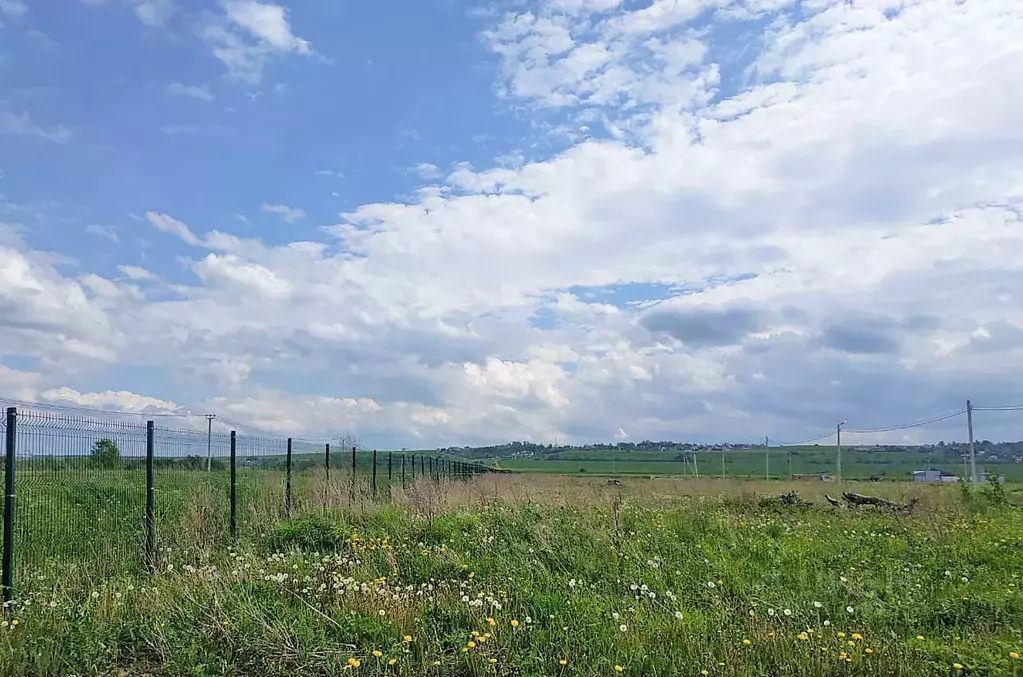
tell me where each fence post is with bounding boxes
[402,454,406,483]
[388,452,393,484]
[372,450,378,497]
[2,407,17,605]
[325,442,331,481]
[420,455,424,477]
[429,456,434,481]
[229,431,237,541]
[411,454,416,480]
[145,421,155,574]
[285,438,293,519]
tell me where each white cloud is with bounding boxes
[0,0,26,18]
[260,203,305,223]
[85,224,119,242]
[167,82,214,101]
[0,107,70,143]
[81,0,107,6]
[144,211,202,245]
[41,387,178,413]
[412,162,443,180]
[133,0,174,27]
[199,1,312,84]
[4,0,1023,448]
[117,264,157,281]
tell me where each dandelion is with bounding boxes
[612,612,620,620]
[388,659,397,665]
[346,657,361,668]
[865,648,873,654]
[743,639,752,646]
[560,659,568,665]
[372,650,382,658]
[619,623,628,632]
[846,606,854,614]
[489,658,498,664]
[953,663,963,671]
[615,666,624,673]
[675,611,684,620]
[707,581,716,588]
[487,617,496,626]
[700,671,709,676]
[798,633,809,641]
[378,610,386,616]
[783,608,792,616]
[403,635,413,643]
[511,619,520,628]
[851,633,863,641]
[1010,651,1021,660]
[916,635,925,641]
[432,661,441,666]
[813,601,823,609]
[768,608,776,616]
[823,620,831,626]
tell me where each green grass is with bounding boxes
[1,473,1021,676]
[485,447,1023,482]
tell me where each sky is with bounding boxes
[1,0,1022,449]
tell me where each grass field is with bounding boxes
[1,471,1021,676]
[483,447,1023,482]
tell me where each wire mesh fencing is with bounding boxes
[0,405,489,601]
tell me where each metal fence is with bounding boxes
[0,406,488,603]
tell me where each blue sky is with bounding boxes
[2,0,1023,449]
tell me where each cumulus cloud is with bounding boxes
[260,203,305,223]
[199,0,312,83]
[133,0,174,27]
[4,0,1023,448]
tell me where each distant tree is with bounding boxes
[91,439,121,468]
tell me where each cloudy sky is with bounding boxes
[1,0,1021,448]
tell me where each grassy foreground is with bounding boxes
[1,476,1021,676]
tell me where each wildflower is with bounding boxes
[1010,651,1021,660]
[783,608,792,616]
[847,641,856,647]
[675,611,684,620]
[346,657,361,668]
[403,635,413,642]
[388,659,397,665]
[742,639,752,646]
[700,671,708,676]
[10,620,17,627]
[467,641,476,649]
[865,648,873,654]
[612,612,620,620]
[851,633,863,641]
[707,581,716,588]
[823,620,831,626]
[560,658,568,665]
[619,623,628,632]
[846,606,854,614]
[768,608,776,616]
[615,667,624,673]
[953,663,963,671]
[916,635,925,641]
[837,632,846,638]
[813,601,823,608]
[569,579,577,588]
[511,619,519,628]
[372,651,382,658]
[486,617,496,626]
[378,610,386,616]
[432,661,441,666]
[798,633,809,641]
[489,658,497,664]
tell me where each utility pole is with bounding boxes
[837,421,846,485]
[967,400,977,488]
[205,414,216,471]
[765,436,769,480]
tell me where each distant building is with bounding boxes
[913,470,941,483]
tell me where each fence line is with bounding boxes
[0,405,490,605]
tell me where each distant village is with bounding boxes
[439,439,1023,464]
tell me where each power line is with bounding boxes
[844,408,966,433]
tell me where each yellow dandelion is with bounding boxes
[916,635,925,641]
[487,617,496,626]
[851,633,863,641]
[467,641,476,649]
[742,639,752,646]
[489,658,498,664]
[403,635,413,643]
[388,659,397,665]
[615,667,624,673]
[372,650,382,658]
[700,671,708,676]
[511,619,520,628]
[798,633,809,641]
[865,648,873,654]
[953,663,963,671]
[346,657,361,668]
[1010,651,1021,660]
[560,659,568,665]
[847,640,856,647]
[837,632,846,638]
[839,652,848,660]
[432,661,441,666]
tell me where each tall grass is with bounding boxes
[1,475,1020,676]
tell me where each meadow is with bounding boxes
[1,471,1021,676]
